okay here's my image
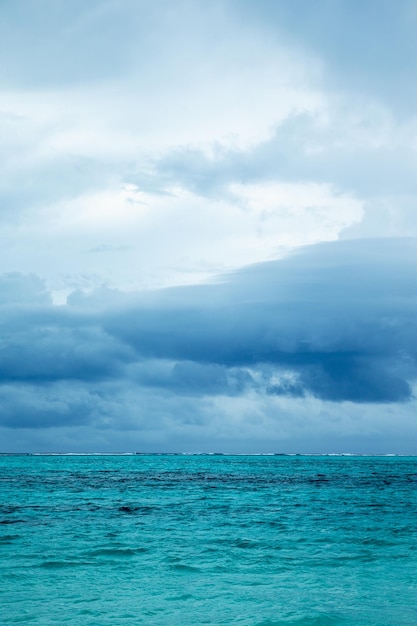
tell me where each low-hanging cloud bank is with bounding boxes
[0,238,416,442]
[101,237,416,404]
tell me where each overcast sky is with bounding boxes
[1,0,417,453]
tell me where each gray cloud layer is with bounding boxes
[1,238,416,436]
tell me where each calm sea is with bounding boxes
[1,454,416,625]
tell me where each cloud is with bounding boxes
[140,105,417,248]
[150,107,417,200]
[0,311,134,385]
[0,238,415,440]
[0,273,51,306]
[102,238,417,404]
[0,0,327,295]
[0,0,142,89]
[0,382,100,429]
[1,3,417,452]
[342,202,417,239]
[234,0,417,115]
[1,0,416,298]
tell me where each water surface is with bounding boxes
[1,454,416,625]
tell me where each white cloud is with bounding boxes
[0,178,364,300]
[4,0,416,300]
[0,0,333,296]
[229,181,364,247]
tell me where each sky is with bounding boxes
[1,0,417,453]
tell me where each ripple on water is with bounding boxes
[0,534,21,542]
[39,560,92,569]
[86,547,146,557]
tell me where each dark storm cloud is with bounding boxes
[128,360,254,397]
[0,239,416,430]
[101,239,416,404]
[0,322,133,384]
[0,382,101,429]
[0,274,134,385]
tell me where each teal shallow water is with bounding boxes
[1,454,417,625]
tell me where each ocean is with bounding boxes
[1,454,416,625]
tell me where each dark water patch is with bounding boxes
[0,533,20,541]
[118,505,137,513]
[308,475,331,485]
[118,504,157,514]
[0,505,22,514]
[0,519,26,525]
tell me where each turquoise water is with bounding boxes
[1,455,417,625]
